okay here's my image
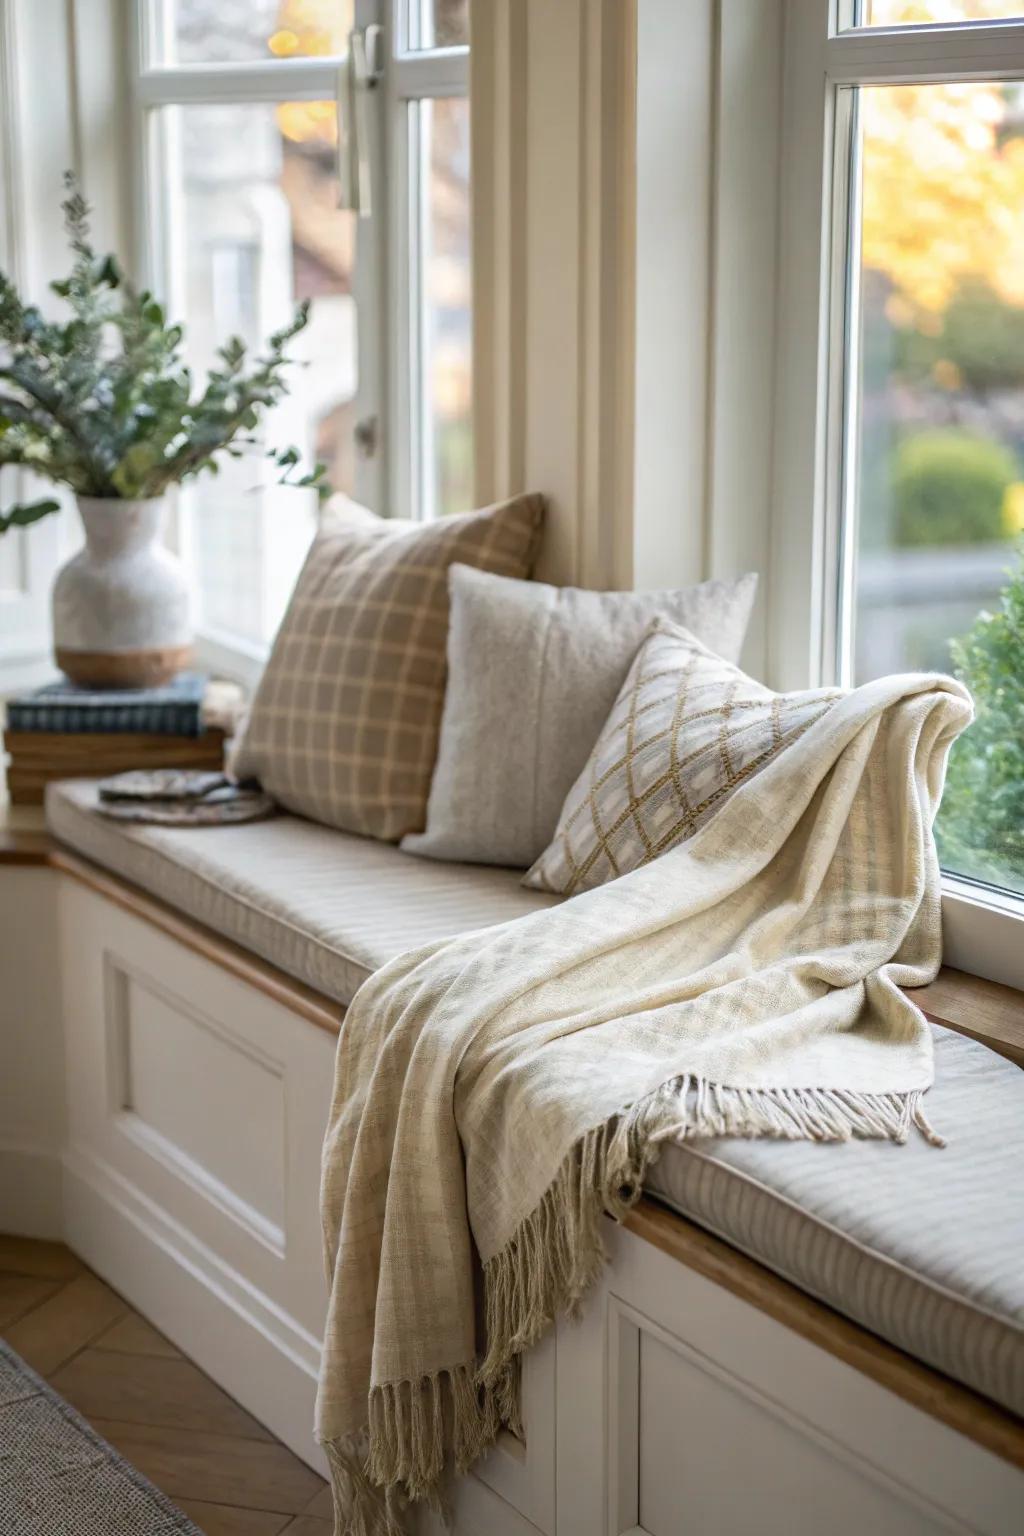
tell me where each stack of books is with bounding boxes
[3,673,238,805]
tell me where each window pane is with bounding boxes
[159,0,350,67]
[857,1,1023,24]
[847,81,1024,896]
[419,97,472,517]
[167,100,358,643]
[410,0,469,49]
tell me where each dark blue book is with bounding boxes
[5,672,208,736]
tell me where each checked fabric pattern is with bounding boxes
[234,494,544,842]
[525,618,843,895]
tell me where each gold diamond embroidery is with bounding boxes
[525,619,843,896]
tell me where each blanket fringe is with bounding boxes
[481,1076,941,1388]
[323,1435,406,1536]
[325,1078,942,1532]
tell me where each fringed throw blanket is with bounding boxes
[316,675,971,1533]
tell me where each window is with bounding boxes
[131,0,471,672]
[856,0,1023,23]
[778,1,1024,983]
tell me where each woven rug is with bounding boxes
[0,1340,201,1535]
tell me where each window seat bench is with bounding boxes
[2,782,1021,1532]
[43,779,1024,1423]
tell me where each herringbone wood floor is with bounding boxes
[0,1236,332,1535]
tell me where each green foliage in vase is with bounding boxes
[935,543,1024,887]
[0,174,327,536]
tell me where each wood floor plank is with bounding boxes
[177,1501,290,1536]
[51,1347,274,1441]
[299,1484,333,1518]
[0,1235,84,1281]
[94,1310,182,1359]
[91,1419,325,1515]
[4,1272,127,1375]
[0,1272,60,1328]
[0,1242,327,1527]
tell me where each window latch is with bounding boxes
[337,25,381,217]
[354,415,379,460]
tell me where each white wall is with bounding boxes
[472,0,784,678]
[471,0,636,592]
[633,0,784,679]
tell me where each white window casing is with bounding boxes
[0,0,81,694]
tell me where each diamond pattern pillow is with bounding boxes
[233,493,544,842]
[524,618,843,896]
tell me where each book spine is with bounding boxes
[5,702,202,735]
[5,732,225,784]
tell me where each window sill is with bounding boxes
[193,627,269,697]
[942,877,1024,996]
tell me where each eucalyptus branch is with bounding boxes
[0,394,57,434]
[0,363,114,491]
[0,175,322,535]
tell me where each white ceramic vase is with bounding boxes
[52,495,193,688]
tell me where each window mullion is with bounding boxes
[825,24,1024,83]
[137,59,344,108]
[391,50,468,99]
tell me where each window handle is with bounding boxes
[354,415,379,460]
[337,25,381,217]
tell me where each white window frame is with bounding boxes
[773,1,1024,991]
[385,2,470,523]
[126,0,468,687]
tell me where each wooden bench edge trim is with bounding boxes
[50,848,343,1037]
[0,844,53,866]
[0,830,53,865]
[925,1012,1024,1070]
[625,1196,1024,1471]
[917,966,1024,1069]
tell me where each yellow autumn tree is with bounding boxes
[270,0,353,147]
[861,2,1024,314]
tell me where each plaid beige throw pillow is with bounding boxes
[233,494,544,840]
[524,618,843,895]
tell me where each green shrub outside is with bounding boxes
[935,543,1024,890]
[892,430,1019,548]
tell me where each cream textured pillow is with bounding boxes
[524,618,842,896]
[401,564,757,868]
[233,494,544,841]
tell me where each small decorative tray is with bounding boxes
[96,770,276,826]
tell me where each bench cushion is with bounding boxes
[648,1028,1024,1417]
[47,779,1023,1417]
[47,780,556,1008]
